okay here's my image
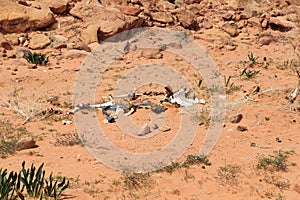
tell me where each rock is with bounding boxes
[223,12,234,21]
[237,126,247,132]
[80,24,100,45]
[100,0,128,6]
[88,42,100,51]
[185,0,202,4]
[15,137,37,151]
[0,0,55,33]
[65,49,89,59]
[261,18,268,28]
[202,20,213,29]
[70,2,143,40]
[257,32,275,46]
[29,34,51,50]
[230,114,243,123]
[269,16,295,32]
[159,126,171,132]
[150,12,174,23]
[247,17,261,27]
[73,41,91,52]
[224,45,236,51]
[222,22,239,37]
[157,1,176,10]
[51,34,68,49]
[137,124,151,136]
[4,33,19,46]
[0,34,13,50]
[15,47,31,58]
[48,0,68,14]
[138,49,162,59]
[176,10,197,29]
[119,6,143,16]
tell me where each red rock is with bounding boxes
[119,6,143,16]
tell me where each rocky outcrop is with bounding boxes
[0,0,55,33]
[70,1,143,40]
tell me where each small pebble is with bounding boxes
[237,125,247,132]
[230,114,243,123]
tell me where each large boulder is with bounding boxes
[0,0,55,33]
[70,1,143,40]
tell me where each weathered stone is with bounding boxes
[51,34,68,49]
[119,6,143,16]
[137,124,151,136]
[29,34,51,50]
[0,34,13,50]
[0,0,55,33]
[223,12,234,21]
[269,16,295,32]
[4,33,19,46]
[137,49,163,59]
[237,125,248,132]
[15,137,37,151]
[150,12,174,23]
[100,0,127,6]
[15,47,31,58]
[230,114,243,123]
[176,10,197,29]
[80,24,100,45]
[247,17,260,27]
[70,2,143,40]
[73,41,91,52]
[48,0,68,14]
[157,1,176,10]
[257,32,275,46]
[65,49,89,59]
[261,18,268,28]
[222,22,239,37]
[202,20,213,29]
[224,45,237,51]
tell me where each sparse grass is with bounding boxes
[5,88,45,124]
[183,170,195,183]
[157,155,211,174]
[83,186,101,198]
[122,172,153,190]
[52,132,82,146]
[224,75,240,93]
[257,150,296,172]
[264,176,290,190]
[216,164,241,186]
[0,122,31,158]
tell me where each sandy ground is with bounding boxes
[0,26,300,200]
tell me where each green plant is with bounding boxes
[0,169,24,200]
[0,161,69,200]
[257,151,295,172]
[20,161,45,198]
[217,164,241,185]
[44,173,69,199]
[248,52,259,67]
[122,172,152,190]
[240,68,260,79]
[0,122,32,158]
[264,176,290,190]
[157,154,211,174]
[24,53,49,66]
[182,155,211,167]
[224,75,239,93]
